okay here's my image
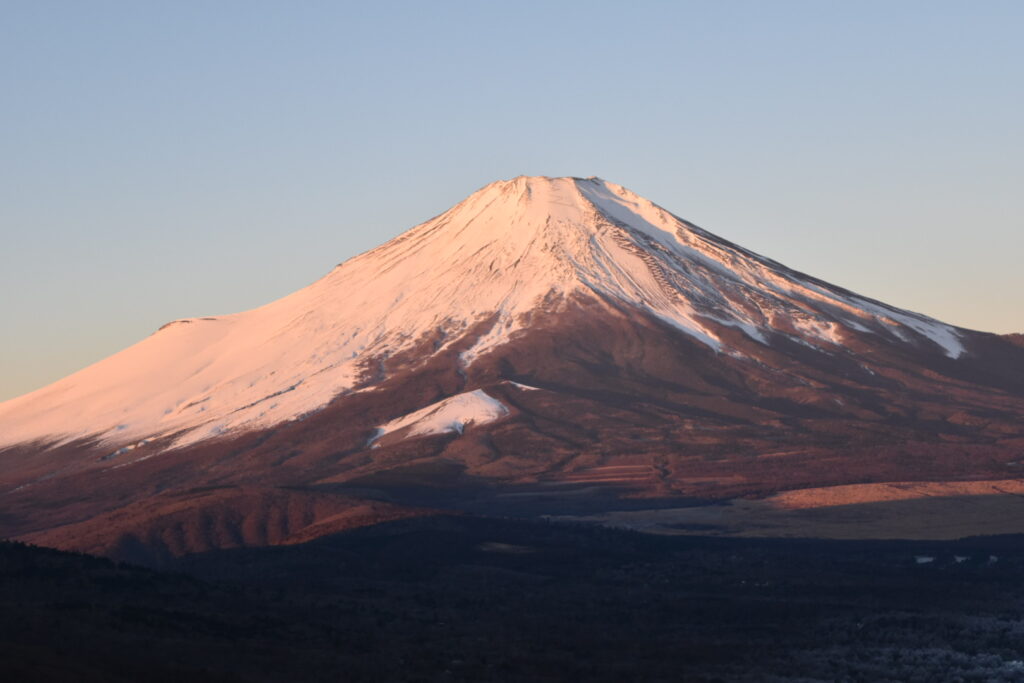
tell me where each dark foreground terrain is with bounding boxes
[4,516,1024,682]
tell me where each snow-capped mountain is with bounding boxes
[3,176,1024,559]
[0,176,968,450]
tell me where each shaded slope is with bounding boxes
[19,486,436,565]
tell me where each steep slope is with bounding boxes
[2,176,1024,551]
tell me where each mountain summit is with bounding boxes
[2,176,1023,557]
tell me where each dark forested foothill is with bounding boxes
[4,516,1024,682]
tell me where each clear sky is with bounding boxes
[2,1,1022,401]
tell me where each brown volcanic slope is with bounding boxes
[2,176,1024,557]
[16,486,434,566]
[1003,333,1024,349]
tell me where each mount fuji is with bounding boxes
[3,176,1024,560]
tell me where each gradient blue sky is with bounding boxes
[2,1,1022,401]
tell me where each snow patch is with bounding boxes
[368,390,508,446]
[508,381,541,391]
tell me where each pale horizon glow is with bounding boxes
[2,1,1022,402]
